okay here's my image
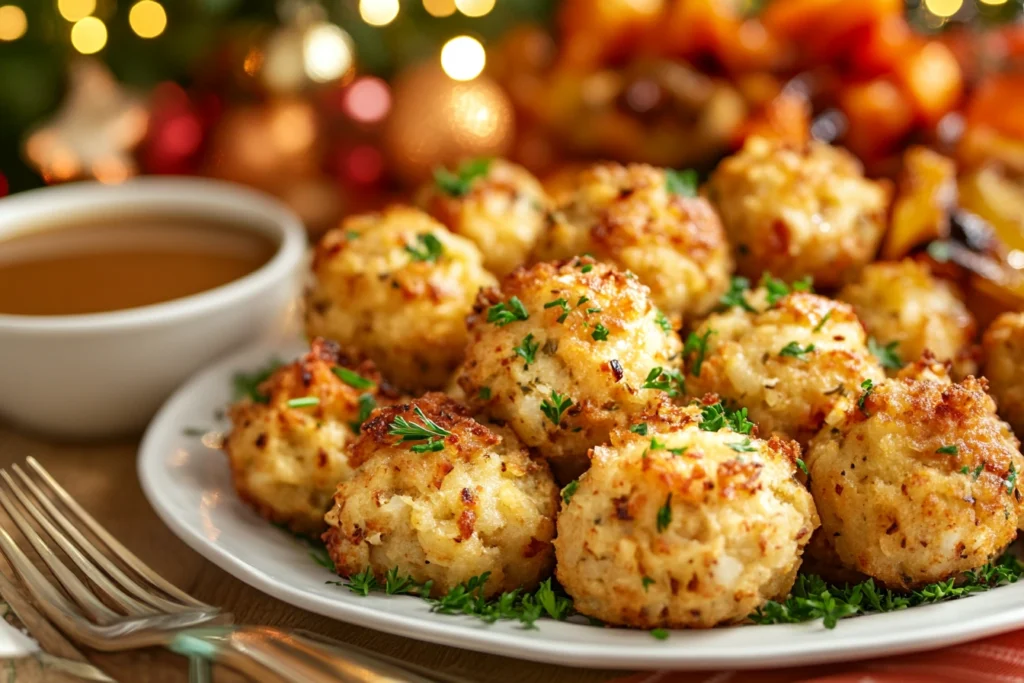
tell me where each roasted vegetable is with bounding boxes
[883,147,957,260]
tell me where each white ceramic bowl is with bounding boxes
[0,178,306,439]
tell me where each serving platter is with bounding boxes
[138,340,1024,670]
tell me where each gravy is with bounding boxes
[0,216,278,316]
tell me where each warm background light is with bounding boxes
[979,0,1009,4]
[57,0,95,22]
[441,36,486,81]
[455,0,496,18]
[344,77,391,123]
[0,5,27,41]
[359,0,400,26]
[924,0,963,17]
[129,1,167,39]
[71,16,107,53]
[303,23,353,82]
[423,0,456,17]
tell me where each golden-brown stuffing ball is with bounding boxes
[805,358,1024,590]
[225,338,399,536]
[322,393,558,597]
[706,136,889,287]
[305,206,497,392]
[531,163,732,318]
[417,158,550,277]
[454,257,684,481]
[555,401,818,629]
[984,312,1024,438]
[838,259,975,370]
[686,287,886,446]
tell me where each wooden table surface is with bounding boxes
[0,424,626,683]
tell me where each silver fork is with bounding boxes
[0,457,441,683]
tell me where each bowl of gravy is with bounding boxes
[0,178,305,438]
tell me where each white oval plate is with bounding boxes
[138,341,1024,671]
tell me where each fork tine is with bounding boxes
[0,485,120,625]
[2,470,156,617]
[0,524,87,624]
[26,457,210,609]
[11,464,197,615]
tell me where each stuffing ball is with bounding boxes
[707,136,889,287]
[838,259,976,370]
[455,257,684,481]
[805,358,1024,590]
[531,163,732,318]
[417,158,550,277]
[322,393,558,597]
[686,287,886,446]
[555,401,819,629]
[305,206,497,392]
[984,312,1024,438]
[225,338,399,536]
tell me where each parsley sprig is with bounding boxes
[404,233,444,263]
[433,158,491,197]
[487,296,530,326]
[665,168,698,197]
[514,334,540,368]
[388,406,452,453]
[233,358,282,404]
[719,276,755,312]
[869,338,904,370]
[683,330,713,377]
[642,367,685,397]
[761,273,813,307]
[779,341,815,361]
[540,390,573,426]
[699,402,754,435]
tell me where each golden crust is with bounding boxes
[686,290,886,446]
[983,312,1024,439]
[304,206,497,392]
[454,257,683,482]
[532,163,732,317]
[322,393,559,597]
[805,371,1024,590]
[554,401,818,629]
[417,159,550,277]
[707,137,889,287]
[224,338,400,536]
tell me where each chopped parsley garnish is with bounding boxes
[699,402,753,434]
[858,379,875,415]
[576,296,589,306]
[428,574,572,628]
[668,446,687,456]
[586,307,602,314]
[761,273,814,307]
[719,276,755,312]
[960,465,970,475]
[649,437,666,451]
[655,309,673,334]
[487,296,529,326]
[404,233,444,263]
[433,158,491,197]
[580,263,594,273]
[411,440,445,453]
[332,367,374,390]
[630,423,649,436]
[683,330,713,377]
[642,366,685,397]
[540,390,573,426]
[729,438,757,453]
[561,480,579,505]
[656,494,672,532]
[936,445,958,455]
[232,358,282,404]
[389,406,451,453]
[350,394,376,432]
[345,568,378,596]
[478,386,492,401]
[544,297,571,323]
[345,230,360,240]
[514,333,540,368]
[972,463,985,479]
[812,311,832,333]
[642,576,655,592]
[591,323,610,341]
[779,341,815,361]
[286,396,320,409]
[650,628,670,640]
[869,338,904,370]
[1007,464,1018,495]
[726,406,754,434]
[665,168,698,197]
[384,567,433,596]
[796,458,809,475]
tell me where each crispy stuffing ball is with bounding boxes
[686,288,886,446]
[305,206,497,392]
[417,159,550,277]
[455,257,684,481]
[838,259,975,370]
[555,401,819,629]
[322,393,558,597]
[983,312,1024,438]
[225,338,399,536]
[805,357,1024,590]
[707,136,889,287]
[531,163,732,318]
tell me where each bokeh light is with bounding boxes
[129,1,167,38]
[423,0,456,17]
[924,0,963,17]
[0,5,27,41]
[58,0,95,22]
[344,77,391,123]
[441,36,486,81]
[979,0,1008,4]
[455,0,495,17]
[303,23,353,83]
[71,16,107,54]
[359,0,400,26]
[346,145,385,184]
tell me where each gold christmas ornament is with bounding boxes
[23,59,148,184]
[384,63,515,184]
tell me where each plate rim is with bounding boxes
[138,340,1024,671]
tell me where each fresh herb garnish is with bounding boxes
[487,296,530,326]
[642,367,685,397]
[727,406,754,434]
[858,379,875,415]
[720,276,755,312]
[350,393,376,433]
[655,310,673,334]
[580,264,593,273]
[869,338,904,370]
[665,168,698,197]
[630,423,649,436]
[232,358,282,404]
[433,158,491,197]
[642,576,655,592]
[656,494,672,532]
[384,567,433,596]
[332,367,374,390]
[699,402,754,434]
[1007,464,1018,495]
[813,311,832,333]
[973,463,985,479]
[650,628,670,640]
[514,334,540,368]
[544,297,570,323]
[404,233,444,263]
[796,458,809,475]
[286,396,320,409]
[345,230,360,240]
[683,330,713,377]
[591,323,610,342]
[561,480,579,505]
[779,341,815,361]
[729,438,757,453]
[389,406,451,453]
[761,273,814,307]
[936,445,958,455]
[478,386,492,401]
[345,568,378,596]
[540,390,573,426]
[182,427,207,437]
